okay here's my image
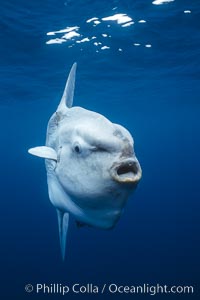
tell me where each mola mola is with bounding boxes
[28,63,142,259]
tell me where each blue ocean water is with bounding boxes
[0,0,200,299]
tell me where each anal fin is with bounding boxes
[57,210,69,260]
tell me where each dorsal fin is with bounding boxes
[57,210,69,260]
[57,62,77,112]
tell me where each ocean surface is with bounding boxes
[0,0,200,299]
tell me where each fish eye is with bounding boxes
[74,143,81,154]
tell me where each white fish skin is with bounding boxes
[28,63,142,259]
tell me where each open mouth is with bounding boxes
[111,158,142,184]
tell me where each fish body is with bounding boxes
[28,63,142,259]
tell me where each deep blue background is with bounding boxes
[0,0,200,299]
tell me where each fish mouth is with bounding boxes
[111,158,142,184]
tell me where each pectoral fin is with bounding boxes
[57,210,69,260]
[28,146,57,161]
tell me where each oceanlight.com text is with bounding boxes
[25,283,194,296]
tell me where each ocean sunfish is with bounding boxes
[28,63,142,259]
